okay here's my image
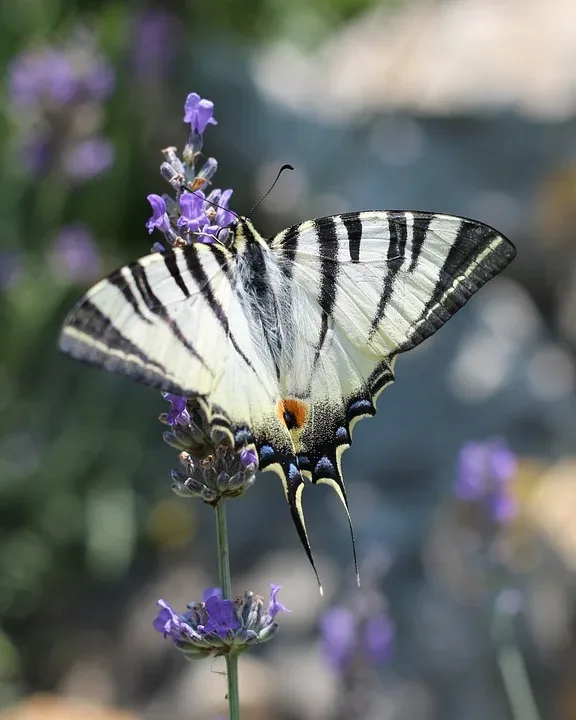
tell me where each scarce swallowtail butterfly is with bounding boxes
[59,209,516,579]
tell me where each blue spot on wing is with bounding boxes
[288,463,300,481]
[335,426,349,442]
[347,398,374,417]
[314,456,335,477]
[258,445,275,461]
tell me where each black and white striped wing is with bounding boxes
[59,242,282,441]
[264,211,515,556]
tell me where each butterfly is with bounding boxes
[59,210,516,582]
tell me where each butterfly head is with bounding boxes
[229,216,267,254]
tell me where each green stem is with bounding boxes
[492,610,541,720]
[215,500,240,720]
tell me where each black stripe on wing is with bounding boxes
[163,252,191,298]
[182,244,258,375]
[368,212,407,339]
[401,219,516,352]
[60,299,187,394]
[315,216,339,356]
[408,213,432,272]
[342,211,362,263]
[129,262,209,370]
[107,269,152,325]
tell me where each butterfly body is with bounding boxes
[60,210,516,578]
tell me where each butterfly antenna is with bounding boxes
[248,164,294,216]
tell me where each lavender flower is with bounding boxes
[8,32,115,179]
[146,93,235,249]
[454,439,517,524]
[321,605,394,673]
[132,8,178,81]
[160,396,257,502]
[9,39,114,109]
[184,92,218,134]
[163,393,191,426]
[63,137,114,181]
[148,95,255,502]
[177,191,208,234]
[146,195,172,235]
[50,224,102,283]
[154,584,289,658]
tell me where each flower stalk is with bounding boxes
[215,499,240,719]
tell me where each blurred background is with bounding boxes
[1,0,576,718]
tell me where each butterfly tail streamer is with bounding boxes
[316,477,360,587]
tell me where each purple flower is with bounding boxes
[365,611,394,664]
[202,596,240,638]
[267,583,290,620]
[177,191,208,234]
[207,188,235,228]
[162,393,190,426]
[184,92,217,134]
[9,43,114,109]
[202,587,222,602]
[454,439,517,524]
[84,58,115,101]
[154,583,287,657]
[321,607,355,672]
[9,49,76,106]
[133,8,178,80]
[321,605,394,672]
[153,599,193,641]
[146,194,172,235]
[50,224,102,283]
[240,448,258,468]
[63,136,114,181]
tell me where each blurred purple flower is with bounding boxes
[202,596,240,638]
[22,133,51,173]
[50,224,101,283]
[321,604,394,673]
[84,59,115,101]
[0,251,22,291]
[202,587,222,602]
[365,611,395,664]
[63,137,114,181]
[162,393,190,426]
[454,439,517,523]
[184,92,218,134]
[321,607,356,672]
[146,194,172,235]
[9,44,114,108]
[9,49,76,106]
[133,8,178,80]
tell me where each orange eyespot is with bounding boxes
[277,398,309,430]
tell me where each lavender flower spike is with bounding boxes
[154,585,289,658]
[454,438,517,524]
[184,92,217,134]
